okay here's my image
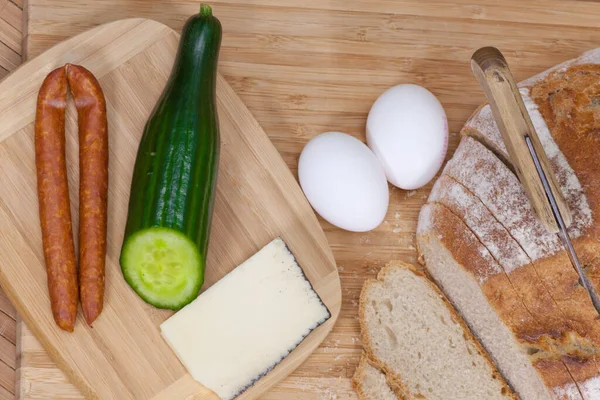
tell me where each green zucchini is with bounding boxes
[120,4,221,310]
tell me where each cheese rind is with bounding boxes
[160,237,331,400]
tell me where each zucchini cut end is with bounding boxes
[120,227,204,310]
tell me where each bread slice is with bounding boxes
[359,260,516,400]
[460,62,600,395]
[428,174,530,272]
[462,89,592,242]
[429,174,576,342]
[444,137,600,345]
[428,174,595,394]
[462,58,600,255]
[443,136,561,259]
[417,203,582,400]
[352,354,399,400]
[418,51,600,399]
[450,120,600,398]
[465,64,597,242]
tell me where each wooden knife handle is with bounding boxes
[470,46,571,233]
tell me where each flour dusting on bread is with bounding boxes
[553,381,585,400]
[463,91,592,242]
[443,137,563,259]
[580,376,600,399]
[520,89,592,237]
[464,104,499,147]
[429,175,530,273]
[418,52,600,400]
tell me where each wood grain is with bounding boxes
[0,0,21,81]
[11,0,600,399]
[0,1,21,32]
[0,18,340,400]
[0,1,22,397]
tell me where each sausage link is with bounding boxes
[66,64,108,327]
[35,66,78,332]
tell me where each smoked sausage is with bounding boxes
[66,64,108,327]
[35,66,78,332]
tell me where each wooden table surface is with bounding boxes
[0,2,23,398]
[5,1,600,398]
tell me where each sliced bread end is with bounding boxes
[359,261,516,400]
[352,353,399,400]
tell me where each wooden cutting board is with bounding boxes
[0,17,341,400]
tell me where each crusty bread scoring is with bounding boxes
[418,53,600,399]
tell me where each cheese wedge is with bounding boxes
[160,237,331,400]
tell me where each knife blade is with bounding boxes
[470,46,600,315]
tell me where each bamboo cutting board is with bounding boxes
[0,17,341,400]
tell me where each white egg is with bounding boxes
[367,84,448,190]
[298,132,389,232]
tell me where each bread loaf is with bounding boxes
[357,261,516,400]
[418,203,577,399]
[418,49,600,399]
[428,175,576,346]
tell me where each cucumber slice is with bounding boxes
[120,227,203,309]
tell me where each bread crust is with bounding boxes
[429,178,557,333]
[530,63,600,386]
[359,352,407,398]
[359,258,517,400]
[443,137,600,339]
[419,203,589,398]
[419,53,600,397]
[418,202,545,342]
[454,94,600,381]
[352,353,401,400]
[429,172,600,390]
[530,64,600,266]
[352,354,370,398]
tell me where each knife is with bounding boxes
[470,46,600,315]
